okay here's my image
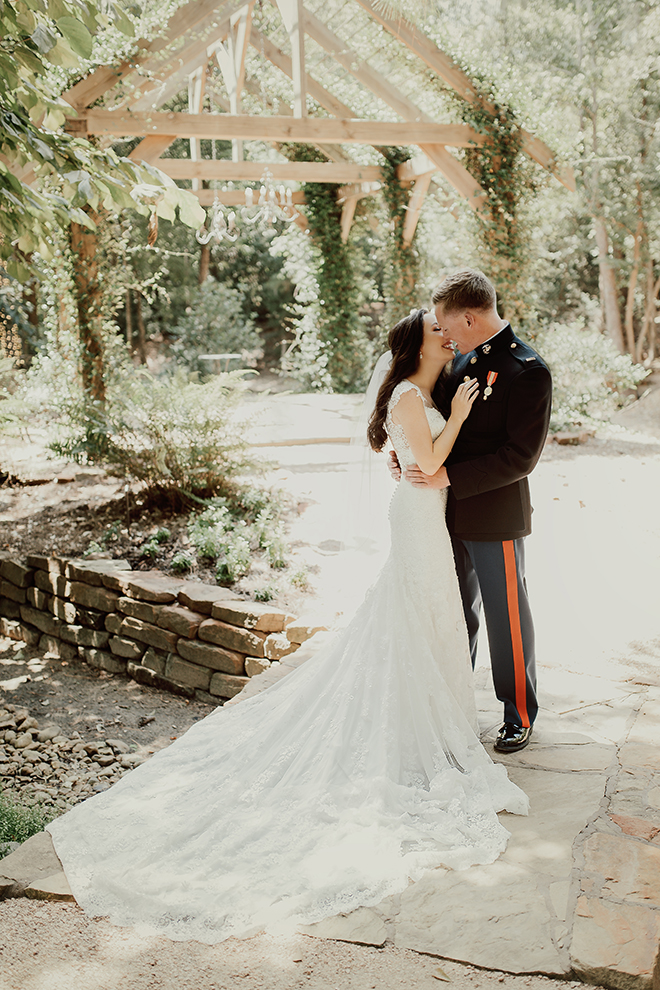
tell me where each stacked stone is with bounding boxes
[0,556,325,705]
[0,702,145,809]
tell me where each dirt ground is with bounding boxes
[0,901,594,990]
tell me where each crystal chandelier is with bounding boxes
[195,132,239,244]
[195,194,239,245]
[241,168,299,225]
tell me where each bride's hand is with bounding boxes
[388,450,401,482]
[451,378,479,423]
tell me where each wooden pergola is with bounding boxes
[61,0,575,244]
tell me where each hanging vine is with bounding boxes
[379,147,419,318]
[455,74,537,322]
[281,144,369,392]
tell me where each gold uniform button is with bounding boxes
[463,375,471,382]
[510,342,517,348]
[470,356,477,364]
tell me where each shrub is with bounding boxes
[50,368,259,505]
[169,280,263,376]
[171,551,194,574]
[187,488,290,585]
[535,323,649,431]
[0,789,52,857]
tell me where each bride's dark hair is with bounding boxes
[367,309,428,452]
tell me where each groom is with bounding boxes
[393,269,552,753]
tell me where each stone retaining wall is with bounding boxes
[0,555,326,704]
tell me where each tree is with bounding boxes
[0,0,204,281]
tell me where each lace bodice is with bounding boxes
[386,380,447,468]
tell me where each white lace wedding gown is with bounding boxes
[47,381,527,944]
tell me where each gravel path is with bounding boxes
[0,899,591,990]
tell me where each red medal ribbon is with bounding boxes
[486,371,498,387]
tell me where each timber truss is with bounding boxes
[61,0,575,243]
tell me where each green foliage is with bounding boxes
[537,322,649,430]
[188,488,289,585]
[379,148,419,316]
[456,77,536,323]
[282,145,372,393]
[208,224,296,365]
[0,0,204,278]
[171,551,194,574]
[0,789,52,857]
[49,368,258,503]
[169,280,262,376]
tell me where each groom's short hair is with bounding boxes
[432,269,496,313]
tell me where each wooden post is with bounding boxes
[69,208,106,402]
[402,172,433,246]
[188,66,206,189]
[275,0,306,117]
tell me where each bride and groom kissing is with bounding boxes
[383,267,552,755]
[46,267,553,944]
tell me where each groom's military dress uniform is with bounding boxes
[433,324,552,730]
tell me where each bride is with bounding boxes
[47,308,528,944]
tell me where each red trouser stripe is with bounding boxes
[502,540,530,728]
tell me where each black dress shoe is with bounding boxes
[494,723,532,753]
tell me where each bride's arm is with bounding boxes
[391,380,479,475]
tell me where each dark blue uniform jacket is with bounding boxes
[432,324,552,542]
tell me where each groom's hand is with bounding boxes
[388,450,402,482]
[405,465,451,490]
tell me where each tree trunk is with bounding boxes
[199,242,210,285]
[70,208,106,403]
[624,219,643,355]
[125,288,133,350]
[636,259,660,364]
[594,218,625,353]
[134,290,148,365]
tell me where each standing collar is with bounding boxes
[471,324,513,360]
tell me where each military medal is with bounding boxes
[483,370,498,400]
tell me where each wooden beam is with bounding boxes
[276,0,306,117]
[419,144,487,211]
[299,10,487,211]
[249,27,354,119]
[77,110,484,146]
[215,3,254,159]
[352,0,575,191]
[352,0,480,104]
[402,172,433,246]
[340,196,358,243]
[397,153,436,182]
[190,189,306,205]
[303,8,429,125]
[154,160,383,181]
[63,0,240,111]
[337,181,381,201]
[128,23,230,112]
[128,134,178,163]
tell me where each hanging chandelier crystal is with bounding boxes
[241,168,299,225]
[195,194,239,245]
[195,132,239,245]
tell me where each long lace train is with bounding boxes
[47,381,528,943]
